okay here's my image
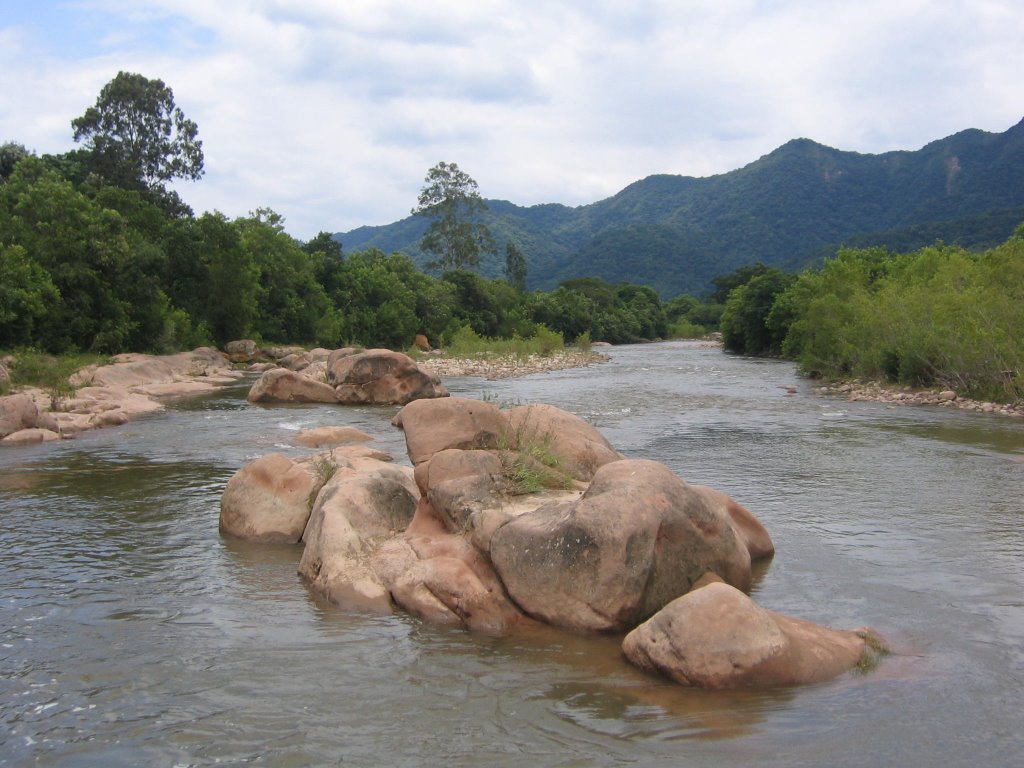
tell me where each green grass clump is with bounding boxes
[667,319,708,339]
[445,325,564,360]
[496,413,573,495]
[0,350,108,399]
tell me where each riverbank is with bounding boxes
[815,379,1024,417]
[417,348,610,379]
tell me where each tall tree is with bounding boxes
[504,240,527,291]
[412,161,495,272]
[72,71,203,206]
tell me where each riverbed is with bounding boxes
[2,341,1022,766]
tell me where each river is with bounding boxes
[1,341,1022,767]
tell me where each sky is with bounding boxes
[2,0,1022,241]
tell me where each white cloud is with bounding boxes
[2,0,1022,239]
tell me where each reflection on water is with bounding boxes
[1,342,1023,766]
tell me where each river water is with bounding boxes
[1,342,1022,767]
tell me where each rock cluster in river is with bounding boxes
[220,396,886,689]
[0,348,244,445]
[246,347,448,406]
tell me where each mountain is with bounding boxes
[336,118,1024,297]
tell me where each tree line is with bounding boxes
[1,73,694,356]
[717,231,1024,403]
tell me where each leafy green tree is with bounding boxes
[71,71,203,209]
[413,161,495,272]
[709,262,774,304]
[237,208,331,344]
[197,212,258,346]
[504,240,527,291]
[720,268,796,355]
[0,244,59,348]
[0,142,31,183]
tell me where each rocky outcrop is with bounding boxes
[622,577,885,688]
[328,349,448,405]
[246,368,339,404]
[1,393,60,440]
[222,396,884,689]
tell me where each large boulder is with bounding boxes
[328,349,448,405]
[489,459,755,632]
[395,397,510,466]
[298,465,418,611]
[225,339,260,363]
[0,393,59,439]
[622,578,884,688]
[505,403,622,481]
[247,368,339,404]
[219,453,327,542]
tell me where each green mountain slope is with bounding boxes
[337,118,1024,297]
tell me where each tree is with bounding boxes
[71,71,204,202]
[720,268,795,356]
[0,142,31,183]
[412,161,495,272]
[504,241,527,291]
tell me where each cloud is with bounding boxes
[3,0,1023,239]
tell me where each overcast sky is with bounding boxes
[2,0,1022,240]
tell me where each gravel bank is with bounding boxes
[418,350,610,380]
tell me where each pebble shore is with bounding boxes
[815,380,1023,417]
[417,349,610,380]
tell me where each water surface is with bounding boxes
[2,342,1022,766]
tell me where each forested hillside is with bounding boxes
[339,119,1024,296]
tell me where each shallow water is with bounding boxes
[2,342,1022,766]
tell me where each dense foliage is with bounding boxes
[719,231,1024,403]
[0,145,686,355]
[341,119,1024,297]
[0,74,696,357]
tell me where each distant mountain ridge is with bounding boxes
[336,118,1024,297]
